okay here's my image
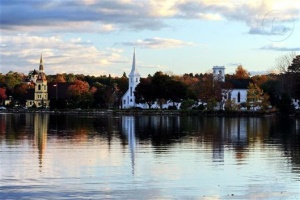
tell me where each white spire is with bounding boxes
[129,47,140,77]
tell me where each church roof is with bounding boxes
[32,69,38,75]
[129,48,140,77]
[226,79,253,89]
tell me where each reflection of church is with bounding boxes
[122,116,136,175]
[33,113,49,168]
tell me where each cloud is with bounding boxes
[260,44,300,51]
[1,0,299,34]
[122,37,195,49]
[0,34,128,75]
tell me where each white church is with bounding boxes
[121,49,141,109]
[213,66,250,106]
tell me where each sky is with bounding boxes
[0,0,299,77]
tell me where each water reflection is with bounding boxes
[0,114,299,199]
[122,116,136,175]
[33,113,48,169]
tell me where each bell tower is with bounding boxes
[213,66,225,82]
[34,54,49,108]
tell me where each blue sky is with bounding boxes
[0,0,299,77]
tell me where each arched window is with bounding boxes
[38,84,41,90]
[237,92,241,102]
[130,87,132,96]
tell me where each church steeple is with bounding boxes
[129,48,139,77]
[39,53,44,72]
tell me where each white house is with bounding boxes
[122,49,141,109]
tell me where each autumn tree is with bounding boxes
[67,80,93,108]
[0,87,7,105]
[246,83,270,111]
[13,83,29,106]
[195,74,222,110]
[54,74,66,83]
[235,65,250,79]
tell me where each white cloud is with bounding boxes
[122,37,195,49]
[0,34,128,76]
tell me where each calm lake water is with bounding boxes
[0,113,299,199]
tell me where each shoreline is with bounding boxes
[1,108,299,118]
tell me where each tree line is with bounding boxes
[0,54,299,113]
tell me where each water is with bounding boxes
[0,113,299,199]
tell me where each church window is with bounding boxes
[130,87,132,96]
[38,84,41,90]
[130,99,132,102]
[124,100,126,105]
[237,92,241,102]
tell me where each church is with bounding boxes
[121,49,141,109]
[26,54,50,108]
[213,66,252,109]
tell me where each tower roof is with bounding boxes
[129,48,140,77]
[37,54,47,82]
[39,53,44,72]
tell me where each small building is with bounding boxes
[122,49,141,109]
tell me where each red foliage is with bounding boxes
[0,87,7,101]
[67,80,90,97]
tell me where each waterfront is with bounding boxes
[0,113,299,199]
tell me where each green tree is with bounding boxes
[277,93,295,114]
[288,55,300,73]
[135,78,156,108]
[93,83,115,108]
[5,71,23,92]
